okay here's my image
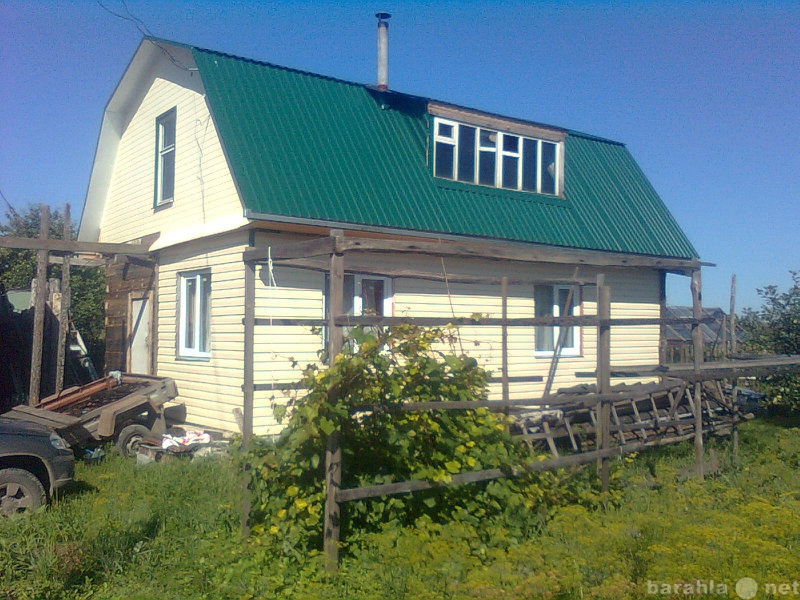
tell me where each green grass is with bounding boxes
[2,418,799,599]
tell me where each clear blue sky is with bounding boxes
[1,0,798,311]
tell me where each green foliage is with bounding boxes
[1,420,798,599]
[0,203,106,370]
[740,271,800,413]
[245,325,565,559]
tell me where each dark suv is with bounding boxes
[0,417,75,516]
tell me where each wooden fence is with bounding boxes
[239,232,739,571]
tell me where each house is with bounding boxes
[78,36,700,435]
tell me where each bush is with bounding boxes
[244,325,577,560]
[740,271,800,413]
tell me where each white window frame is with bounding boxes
[433,116,562,196]
[178,270,211,359]
[155,108,176,207]
[352,275,393,317]
[534,284,580,357]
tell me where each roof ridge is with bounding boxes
[146,36,624,145]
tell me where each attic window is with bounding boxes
[155,108,176,207]
[433,116,562,196]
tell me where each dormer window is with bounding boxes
[432,114,563,196]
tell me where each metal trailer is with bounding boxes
[1,374,180,457]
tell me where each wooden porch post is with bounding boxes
[241,259,256,536]
[729,274,739,464]
[501,276,510,419]
[324,231,344,572]
[691,269,705,480]
[55,204,71,395]
[596,279,612,492]
[29,205,49,405]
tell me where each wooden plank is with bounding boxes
[243,236,335,262]
[37,376,116,411]
[543,282,577,398]
[260,315,710,329]
[324,430,342,572]
[336,431,703,504]
[500,277,509,408]
[29,206,49,405]
[4,405,81,427]
[55,204,71,395]
[323,231,344,571]
[261,255,599,287]
[729,274,737,355]
[241,259,256,537]
[253,374,544,392]
[0,235,152,255]
[335,236,700,272]
[542,421,559,457]
[691,269,704,480]
[563,416,579,452]
[596,282,612,492]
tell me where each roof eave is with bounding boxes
[244,210,700,273]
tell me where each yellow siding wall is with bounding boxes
[156,233,248,433]
[147,228,662,436]
[99,71,241,244]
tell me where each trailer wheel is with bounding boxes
[0,468,47,517]
[117,424,151,458]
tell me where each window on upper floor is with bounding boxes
[433,116,562,196]
[155,108,176,207]
[178,270,211,358]
[534,284,579,356]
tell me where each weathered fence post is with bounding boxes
[597,280,612,492]
[55,204,71,395]
[729,274,739,464]
[29,205,49,405]
[324,232,344,572]
[241,258,256,537]
[691,269,705,480]
[501,276,510,427]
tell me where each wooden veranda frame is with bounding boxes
[239,230,800,570]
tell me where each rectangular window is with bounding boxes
[541,141,557,195]
[322,274,393,356]
[478,129,497,186]
[155,108,176,206]
[434,121,455,180]
[457,125,476,183]
[534,284,579,356]
[178,271,211,358]
[432,117,562,196]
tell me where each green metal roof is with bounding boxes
[190,45,698,260]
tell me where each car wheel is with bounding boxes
[116,424,151,458]
[0,468,47,517]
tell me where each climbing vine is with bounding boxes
[244,325,582,559]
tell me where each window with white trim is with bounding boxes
[323,274,393,354]
[534,284,579,356]
[324,274,394,319]
[155,108,176,206]
[434,117,561,195]
[178,271,211,358]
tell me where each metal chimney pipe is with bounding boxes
[376,12,391,90]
